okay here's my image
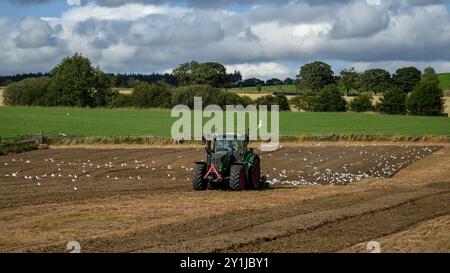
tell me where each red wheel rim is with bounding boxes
[239,168,246,189]
[253,165,261,187]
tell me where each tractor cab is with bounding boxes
[193,133,265,191]
[211,133,248,156]
[204,134,249,173]
[214,138,241,153]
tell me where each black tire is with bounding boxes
[249,155,261,189]
[229,165,246,191]
[192,164,207,191]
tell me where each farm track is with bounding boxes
[0,144,449,252]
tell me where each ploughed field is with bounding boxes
[0,144,449,253]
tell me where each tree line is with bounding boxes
[0,65,240,89]
[0,72,177,88]
[2,54,286,110]
[298,61,424,94]
[291,61,445,116]
[2,55,446,117]
[0,73,51,86]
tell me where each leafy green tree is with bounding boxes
[241,78,264,88]
[172,85,219,108]
[225,70,242,87]
[406,80,444,116]
[172,62,197,86]
[127,78,143,88]
[132,83,172,108]
[194,62,227,87]
[107,92,132,108]
[255,94,290,111]
[274,93,290,111]
[340,68,360,95]
[360,69,391,94]
[4,77,50,106]
[392,67,421,93]
[284,78,294,85]
[47,54,95,106]
[92,68,116,107]
[377,86,407,115]
[172,85,253,109]
[289,91,316,112]
[216,92,254,108]
[298,61,335,92]
[421,67,440,86]
[110,74,122,87]
[239,95,254,107]
[349,94,373,112]
[1,79,13,86]
[313,85,347,112]
[266,78,283,86]
[172,61,227,87]
[47,53,113,107]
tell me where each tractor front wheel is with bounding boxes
[192,164,207,191]
[230,165,246,191]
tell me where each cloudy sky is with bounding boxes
[1,0,450,79]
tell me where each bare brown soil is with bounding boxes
[0,143,448,253]
[340,215,450,253]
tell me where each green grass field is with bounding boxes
[438,73,450,90]
[0,107,449,138]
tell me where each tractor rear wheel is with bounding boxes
[249,155,261,189]
[192,164,207,191]
[230,165,246,191]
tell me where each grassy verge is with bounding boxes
[46,136,175,145]
[46,135,450,146]
[0,142,38,156]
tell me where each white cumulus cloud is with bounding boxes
[1,0,450,77]
[225,62,294,80]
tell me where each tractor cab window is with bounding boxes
[215,140,240,152]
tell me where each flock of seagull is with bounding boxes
[265,145,437,186]
[1,145,437,190]
[2,155,196,191]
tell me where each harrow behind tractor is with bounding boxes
[192,133,267,191]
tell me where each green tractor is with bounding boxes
[192,133,266,191]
